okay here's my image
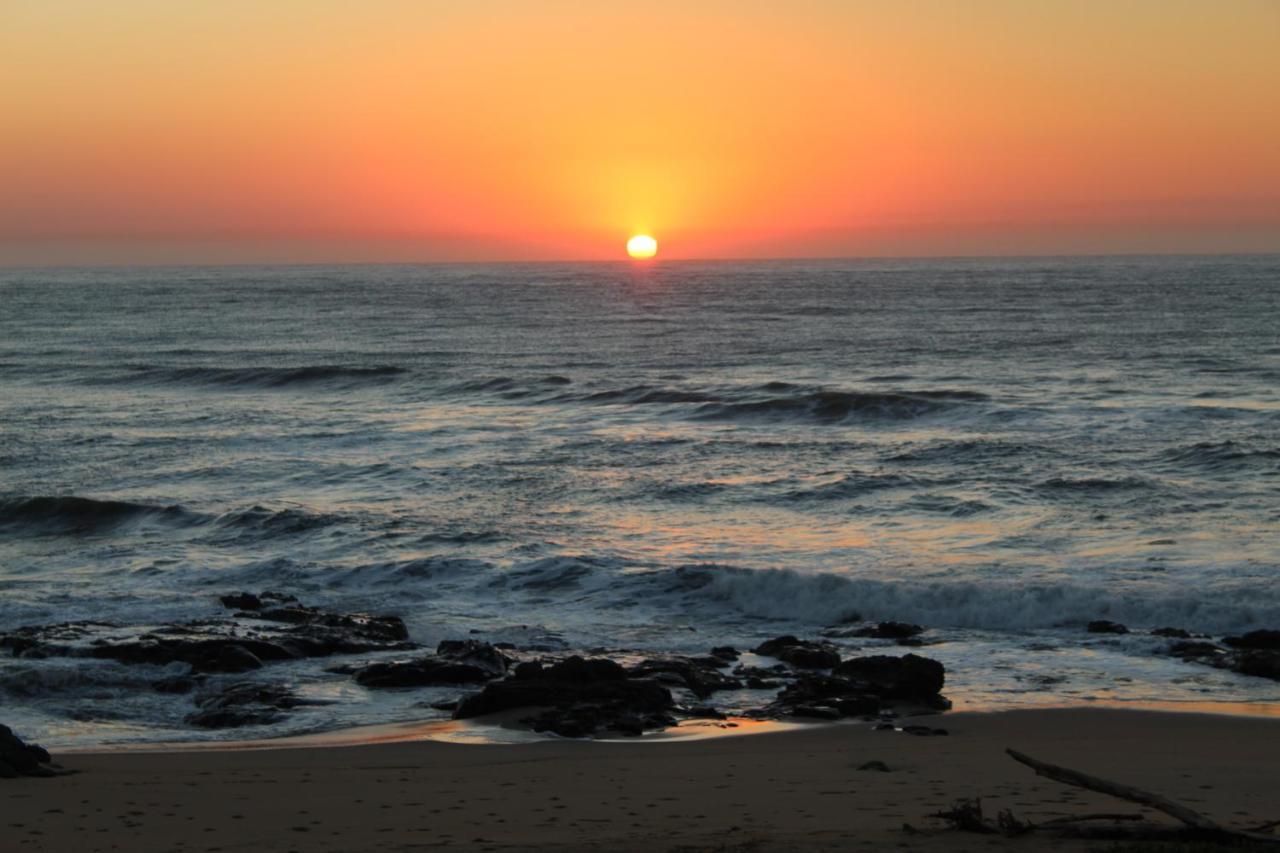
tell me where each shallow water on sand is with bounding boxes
[2,256,1279,745]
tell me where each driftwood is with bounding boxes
[1006,748,1222,831]
[930,749,1280,845]
[1003,748,1280,845]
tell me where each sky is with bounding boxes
[2,0,1279,265]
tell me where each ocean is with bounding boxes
[2,255,1279,746]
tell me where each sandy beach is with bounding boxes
[4,708,1278,852]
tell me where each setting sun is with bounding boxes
[626,235,658,259]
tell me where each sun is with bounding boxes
[626,234,657,259]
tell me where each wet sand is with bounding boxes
[4,708,1279,852]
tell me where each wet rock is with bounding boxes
[1165,639,1280,683]
[1234,650,1280,680]
[453,655,673,738]
[857,760,890,772]
[628,656,742,699]
[354,658,495,689]
[901,724,948,736]
[185,682,323,729]
[1151,627,1191,639]
[435,640,511,677]
[152,675,201,694]
[754,636,841,669]
[1086,620,1129,634]
[1,597,414,674]
[0,723,72,778]
[219,592,262,611]
[710,646,740,662]
[833,654,945,701]
[855,622,925,640]
[219,590,298,612]
[243,604,409,644]
[1223,630,1280,650]
[773,674,881,719]
[521,704,676,738]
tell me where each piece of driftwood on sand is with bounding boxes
[931,748,1279,845]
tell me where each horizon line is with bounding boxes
[3,249,1279,272]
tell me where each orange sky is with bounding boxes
[2,0,1279,264]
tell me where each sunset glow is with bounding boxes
[2,1,1279,265]
[627,235,658,259]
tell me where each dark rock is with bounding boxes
[435,640,511,677]
[521,704,676,738]
[901,725,948,736]
[1,598,415,675]
[184,682,324,729]
[219,592,263,611]
[710,646,740,661]
[0,724,71,778]
[833,654,945,701]
[1086,620,1129,634]
[774,674,881,716]
[354,658,495,689]
[248,606,409,644]
[196,643,264,673]
[746,677,781,690]
[1235,650,1280,681]
[1164,639,1280,683]
[857,760,890,772]
[754,636,841,669]
[152,675,201,694]
[453,655,673,738]
[1223,630,1280,650]
[854,622,925,640]
[628,657,742,699]
[1168,640,1224,660]
[1152,627,1191,639]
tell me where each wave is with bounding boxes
[781,471,919,501]
[440,375,992,424]
[447,375,572,398]
[108,365,407,390]
[0,496,346,541]
[1037,475,1153,493]
[0,496,197,536]
[209,506,348,539]
[674,565,1280,634]
[1159,441,1280,473]
[692,388,989,425]
[885,439,1054,465]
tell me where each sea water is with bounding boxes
[2,256,1278,745]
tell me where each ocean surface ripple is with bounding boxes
[2,256,1278,744]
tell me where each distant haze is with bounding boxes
[3,1,1279,265]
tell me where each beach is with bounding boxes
[5,708,1278,852]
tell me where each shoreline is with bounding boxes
[55,695,1280,756]
[7,707,1279,852]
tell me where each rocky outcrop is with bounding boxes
[184,682,325,729]
[0,594,413,676]
[0,724,73,778]
[452,656,675,737]
[824,622,924,642]
[628,656,742,699]
[1223,630,1280,650]
[351,639,511,689]
[754,635,841,669]
[1086,620,1129,635]
[833,654,946,702]
[1166,634,1280,683]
